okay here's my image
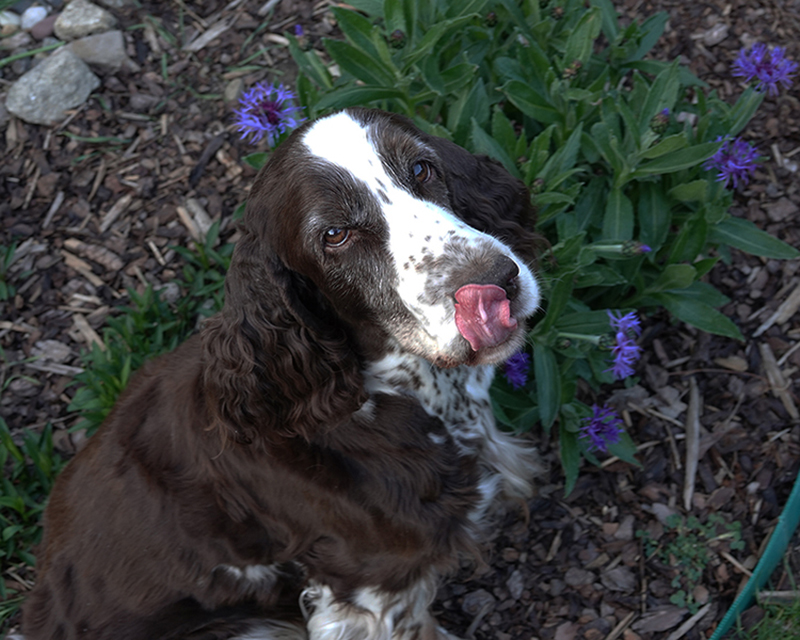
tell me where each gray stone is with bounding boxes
[5,48,100,125]
[0,10,21,36]
[21,5,48,30]
[96,0,133,7]
[66,29,138,73]
[54,0,116,41]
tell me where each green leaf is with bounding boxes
[637,62,679,132]
[647,264,697,293]
[324,39,396,85]
[448,79,489,143]
[708,217,800,259]
[639,133,688,160]
[654,291,743,340]
[539,273,575,332]
[534,345,561,432]
[668,179,708,203]
[563,8,602,67]
[633,141,720,176]
[637,182,670,251]
[402,15,478,69]
[343,0,384,17]
[331,7,381,58]
[503,80,561,124]
[383,0,405,35]
[626,12,668,62]
[606,431,642,467]
[242,152,268,170]
[725,87,765,137]
[288,36,333,89]
[556,309,613,336]
[559,423,581,496]
[470,119,520,178]
[312,86,408,112]
[590,0,619,41]
[602,187,634,241]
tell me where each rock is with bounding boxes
[66,29,138,73]
[30,13,58,39]
[20,5,47,30]
[506,569,525,600]
[0,30,33,50]
[224,77,244,104]
[5,48,100,125]
[0,10,21,36]
[95,0,133,7]
[461,588,495,615]
[564,567,595,587]
[54,0,116,41]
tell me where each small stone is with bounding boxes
[224,77,244,104]
[0,10,21,36]
[701,23,728,47]
[20,5,47,30]
[54,0,116,40]
[30,13,58,39]
[95,0,133,7]
[5,48,100,125]
[66,29,135,73]
[461,588,495,615]
[506,569,525,600]
[0,30,33,49]
[564,567,595,587]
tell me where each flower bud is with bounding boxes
[649,108,670,135]
[389,29,406,48]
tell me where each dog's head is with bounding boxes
[204,108,541,439]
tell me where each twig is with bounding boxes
[664,602,712,640]
[759,342,799,419]
[754,281,800,337]
[98,193,134,233]
[683,376,701,511]
[720,550,753,577]
[42,190,65,228]
[603,610,635,640]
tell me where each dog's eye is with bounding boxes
[324,228,349,247]
[412,161,435,184]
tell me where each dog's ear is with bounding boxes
[202,232,365,445]
[426,136,542,263]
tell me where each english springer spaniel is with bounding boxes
[23,108,541,640]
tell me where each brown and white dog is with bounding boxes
[23,108,541,640]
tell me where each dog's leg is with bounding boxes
[231,620,309,640]
[302,579,463,640]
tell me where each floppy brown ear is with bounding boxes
[426,136,542,263]
[202,231,365,445]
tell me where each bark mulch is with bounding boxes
[1,1,799,638]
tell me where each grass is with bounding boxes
[745,597,800,639]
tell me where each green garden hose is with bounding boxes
[710,467,800,639]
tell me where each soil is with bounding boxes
[1,1,800,639]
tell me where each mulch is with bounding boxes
[1,0,799,638]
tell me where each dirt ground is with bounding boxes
[1,0,800,638]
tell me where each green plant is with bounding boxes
[746,597,800,640]
[638,513,745,614]
[0,418,65,633]
[278,0,798,491]
[68,224,233,435]
[0,243,18,302]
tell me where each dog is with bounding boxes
[23,108,541,640]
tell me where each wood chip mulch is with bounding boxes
[1,0,799,638]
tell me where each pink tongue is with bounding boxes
[454,284,517,351]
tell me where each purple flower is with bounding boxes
[580,404,623,453]
[732,43,798,96]
[233,82,306,146]
[294,24,304,37]
[703,136,760,189]
[606,310,642,380]
[504,352,531,389]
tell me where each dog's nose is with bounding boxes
[487,255,520,300]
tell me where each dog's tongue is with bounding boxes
[454,284,517,351]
